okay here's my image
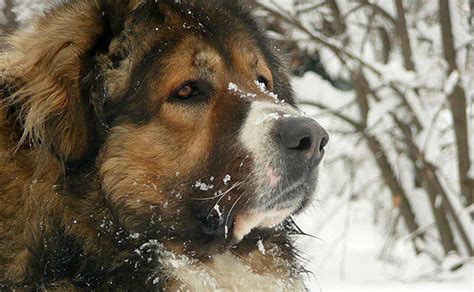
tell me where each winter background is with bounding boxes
[1,0,473,291]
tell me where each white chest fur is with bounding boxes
[160,251,305,291]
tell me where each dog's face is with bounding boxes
[88,1,328,256]
[3,0,327,259]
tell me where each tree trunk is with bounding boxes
[352,70,423,247]
[327,0,346,36]
[394,115,472,256]
[439,0,473,206]
[365,135,423,243]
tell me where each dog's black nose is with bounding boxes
[277,117,329,163]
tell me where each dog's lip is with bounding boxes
[232,208,292,242]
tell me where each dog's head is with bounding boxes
[1,0,328,256]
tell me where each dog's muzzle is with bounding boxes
[239,101,329,207]
[230,99,329,242]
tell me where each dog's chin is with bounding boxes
[231,170,318,243]
[232,208,292,242]
[232,190,315,243]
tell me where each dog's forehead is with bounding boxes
[127,0,266,61]
[190,36,270,76]
[134,34,270,89]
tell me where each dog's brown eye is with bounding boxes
[177,85,193,98]
[172,81,211,103]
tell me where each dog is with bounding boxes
[0,0,329,290]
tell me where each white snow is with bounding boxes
[194,180,214,191]
[256,112,281,124]
[257,239,265,255]
[444,70,460,95]
[228,82,239,92]
[12,0,48,25]
[468,165,474,180]
[213,204,223,218]
[129,232,140,239]
[254,80,279,100]
[296,198,473,292]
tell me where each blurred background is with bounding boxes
[2,0,473,291]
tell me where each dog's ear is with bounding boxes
[0,0,141,162]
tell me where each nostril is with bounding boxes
[277,117,328,160]
[320,135,329,152]
[290,136,312,152]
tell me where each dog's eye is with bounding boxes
[177,84,194,98]
[257,75,270,90]
[172,81,211,103]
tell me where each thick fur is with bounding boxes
[0,1,313,290]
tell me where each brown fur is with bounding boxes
[0,0,306,290]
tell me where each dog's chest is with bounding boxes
[160,251,304,291]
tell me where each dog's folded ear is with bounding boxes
[0,0,142,162]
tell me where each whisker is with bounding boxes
[206,175,250,218]
[255,177,305,209]
[207,188,232,218]
[287,216,322,240]
[238,155,250,169]
[224,191,246,239]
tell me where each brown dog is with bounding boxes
[0,0,328,289]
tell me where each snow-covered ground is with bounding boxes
[297,199,472,292]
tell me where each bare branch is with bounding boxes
[392,114,472,256]
[395,0,416,71]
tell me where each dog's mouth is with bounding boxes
[232,208,293,242]
[198,165,319,244]
[199,205,293,243]
[231,166,319,242]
